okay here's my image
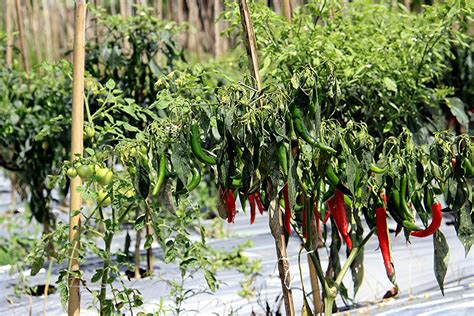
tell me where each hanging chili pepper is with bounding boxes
[375,196,395,280]
[292,107,336,153]
[248,193,256,225]
[326,166,353,197]
[282,183,292,234]
[224,188,236,224]
[411,202,442,238]
[190,124,217,165]
[323,208,331,224]
[327,189,352,250]
[314,205,321,234]
[254,192,265,215]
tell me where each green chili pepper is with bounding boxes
[152,154,166,196]
[190,124,217,165]
[462,158,474,177]
[326,166,353,196]
[400,174,414,222]
[292,108,336,153]
[370,163,385,174]
[387,189,421,231]
[277,142,288,177]
[187,167,201,191]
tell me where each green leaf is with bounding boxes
[204,269,217,292]
[105,79,116,90]
[383,77,397,93]
[446,97,468,129]
[455,201,474,255]
[144,234,153,249]
[433,231,449,295]
[134,214,146,231]
[91,269,104,283]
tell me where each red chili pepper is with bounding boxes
[328,189,352,250]
[254,192,265,215]
[411,202,442,238]
[375,205,394,279]
[323,208,331,224]
[302,206,307,239]
[224,188,236,223]
[282,183,292,234]
[314,205,321,234]
[248,193,256,225]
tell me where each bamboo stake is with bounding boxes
[6,0,13,67]
[31,0,43,64]
[269,199,295,316]
[68,1,87,316]
[14,0,30,72]
[308,218,323,313]
[42,0,53,62]
[282,0,292,21]
[237,2,294,314]
[238,0,261,91]
[134,228,142,279]
[214,0,222,58]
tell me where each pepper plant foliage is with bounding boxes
[1,1,474,314]
[223,0,473,138]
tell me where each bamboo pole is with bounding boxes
[14,0,30,72]
[308,218,323,313]
[238,0,261,91]
[238,1,294,314]
[282,0,292,21]
[269,199,295,316]
[42,0,53,62]
[31,0,43,64]
[214,0,223,58]
[6,0,13,67]
[68,1,87,316]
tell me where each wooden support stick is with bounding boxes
[308,218,323,313]
[269,199,295,316]
[14,0,30,72]
[68,1,87,316]
[282,0,292,21]
[6,0,13,66]
[238,0,262,91]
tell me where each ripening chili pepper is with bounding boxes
[411,202,442,238]
[323,209,331,224]
[224,188,236,224]
[375,201,395,280]
[190,124,217,165]
[248,193,256,225]
[152,154,166,196]
[327,190,352,250]
[334,189,352,250]
[254,192,265,215]
[292,108,336,153]
[282,183,292,234]
[314,205,321,234]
